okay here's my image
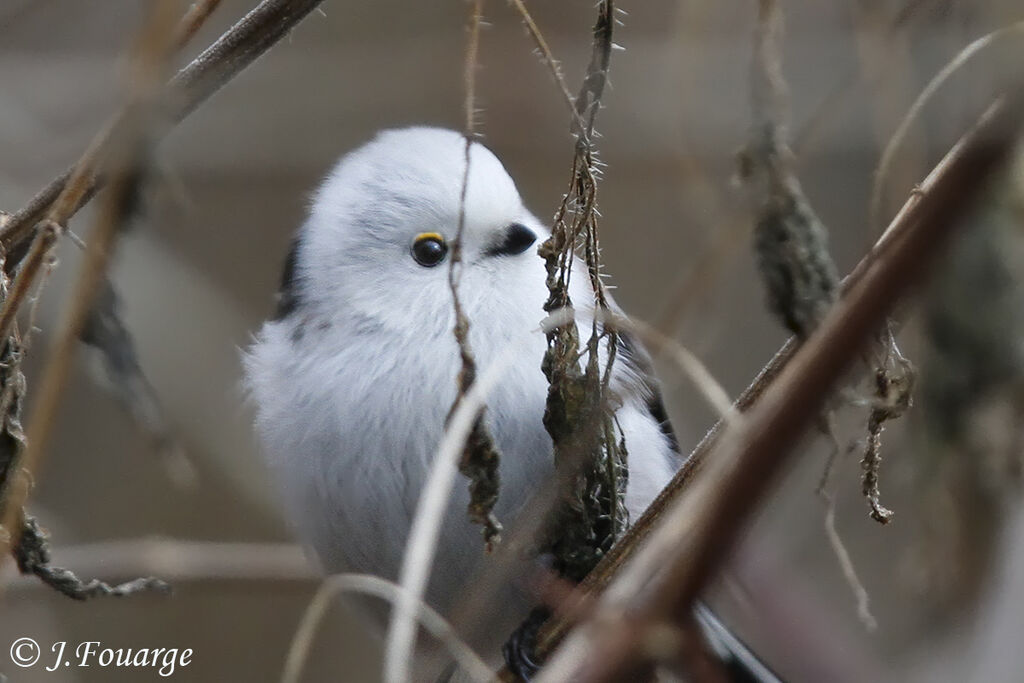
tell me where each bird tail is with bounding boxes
[695,602,782,683]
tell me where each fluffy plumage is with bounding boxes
[245,127,676,610]
[244,128,775,681]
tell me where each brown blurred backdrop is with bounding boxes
[2,1,1024,681]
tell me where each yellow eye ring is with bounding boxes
[411,233,448,267]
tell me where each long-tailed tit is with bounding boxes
[244,127,777,681]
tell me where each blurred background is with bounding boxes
[1,0,1024,680]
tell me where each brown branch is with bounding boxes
[13,515,169,600]
[0,0,325,252]
[534,88,1024,681]
[0,223,59,343]
[0,0,180,578]
[510,89,1019,679]
[0,540,314,590]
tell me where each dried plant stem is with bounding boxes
[0,540,313,589]
[534,86,1024,681]
[448,310,736,656]
[446,0,502,548]
[0,0,325,252]
[515,93,1024,681]
[869,20,1024,236]
[284,574,492,683]
[507,0,588,135]
[0,224,59,344]
[382,348,517,683]
[823,496,877,630]
[0,0,179,574]
[0,1,226,340]
[816,422,877,632]
[383,3,494,682]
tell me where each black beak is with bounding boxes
[485,223,537,257]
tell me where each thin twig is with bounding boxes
[507,0,589,137]
[0,1,228,339]
[171,0,224,49]
[597,312,735,423]
[0,540,313,589]
[0,0,179,575]
[534,84,1024,682]
[381,343,520,683]
[816,418,878,631]
[283,574,492,683]
[511,93,1024,681]
[384,3,495,682]
[869,21,1024,236]
[823,498,877,631]
[446,0,503,550]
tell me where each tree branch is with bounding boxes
[0,0,326,252]
[532,88,1024,681]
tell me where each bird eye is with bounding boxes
[411,232,448,267]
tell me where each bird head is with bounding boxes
[282,127,548,335]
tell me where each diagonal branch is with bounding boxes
[0,0,326,252]
[534,86,1024,681]
[0,0,182,583]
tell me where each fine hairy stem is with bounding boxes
[534,85,1024,681]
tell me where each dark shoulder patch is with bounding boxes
[617,330,680,455]
[647,393,680,454]
[273,237,302,320]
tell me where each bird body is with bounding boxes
[245,127,675,613]
[245,127,778,681]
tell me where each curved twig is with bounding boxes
[284,574,492,683]
[869,21,1024,235]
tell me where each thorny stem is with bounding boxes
[534,84,1024,682]
[507,0,590,139]
[513,94,1024,680]
[535,0,625,585]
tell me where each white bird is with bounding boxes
[244,127,776,681]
